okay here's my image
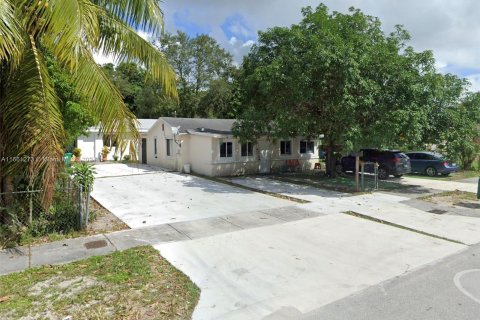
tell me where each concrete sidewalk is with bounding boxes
[0,205,323,275]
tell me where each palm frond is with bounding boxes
[40,0,101,71]
[97,11,177,98]
[72,51,139,159]
[95,0,164,37]
[0,35,65,204]
[0,0,24,65]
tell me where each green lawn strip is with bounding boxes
[406,171,479,181]
[344,211,465,245]
[0,246,200,320]
[189,172,310,204]
[418,190,477,204]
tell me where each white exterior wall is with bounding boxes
[185,135,213,176]
[77,132,137,162]
[269,137,320,172]
[141,118,320,176]
[76,132,103,161]
[145,119,183,170]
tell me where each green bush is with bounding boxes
[69,162,96,191]
[123,154,130,161]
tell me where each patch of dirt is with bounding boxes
[87,198,129,234]
[420,190,478,207]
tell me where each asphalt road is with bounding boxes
[301,243,480,320]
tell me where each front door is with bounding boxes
[141,138,147,164]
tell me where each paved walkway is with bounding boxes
[0,205,322,275]
[400,176,478,193]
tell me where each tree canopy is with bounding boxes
[234,4,475,172]
[158,31,241,118]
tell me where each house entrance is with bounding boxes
[141,138,147,164]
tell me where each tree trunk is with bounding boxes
[325,143,337,178]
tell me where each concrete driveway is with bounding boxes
[92,165,477,320]
[91,164,292,228]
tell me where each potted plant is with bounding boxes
[72,147,81,162]
[101,146,109,161]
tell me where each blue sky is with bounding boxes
[158,0,480,92]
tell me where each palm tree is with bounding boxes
[0,0,177,204]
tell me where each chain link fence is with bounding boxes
[0,179,91,247]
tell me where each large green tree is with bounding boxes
[159,31,239,118]
[234,5,458,174]
[441,92,480,169]
[0,0,176,204]
[102,62,178,118]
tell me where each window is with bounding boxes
[154,138,157,155]
[166,139,172,156]
[220,141,233,158]
[280,140,291,155]
[241,142,253,157]
[300,140,314,154]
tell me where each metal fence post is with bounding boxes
[29,191,33,226]
[79,184,83,229]
[85,186,90,227]
[374,163,379,190]
[361,162,365,191]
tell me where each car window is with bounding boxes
[394,153,408,158]
[415,153,427,160]
[406,153,416,159]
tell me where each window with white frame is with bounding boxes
[166,139,172,156]
[300,140,315,154]
[280,140,291,155]
[241,142,253,157]
[220,141,233,158]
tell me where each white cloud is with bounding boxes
[136,30,152,41]
[160,0,480,79]
[93,51,114,65]
[242,40,255,48]
[465,74,480,93]
[229,36,238,45]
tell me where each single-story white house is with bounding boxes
[76,119,156,161]
[141,117,321,176]
[77,117,321,176]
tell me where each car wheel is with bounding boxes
[393,174,403,178]
[425,167,437,177]
[335,164,344,174]
[377,167,388,180]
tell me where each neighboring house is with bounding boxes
[76,119,156,161]
[142,117,321,176]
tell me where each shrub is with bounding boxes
[113,155,119,161]
[123,154,130,161]
[72,147,81,158]
[69,162,96,191]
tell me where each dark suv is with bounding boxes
[336,148,411,179]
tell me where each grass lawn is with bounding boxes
[273,173,408,193]
[0,246,199,320]
[406,170,479,181]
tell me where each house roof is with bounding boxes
[161,117,236,136]
[137,119,157,133]
[86,118,157,133]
